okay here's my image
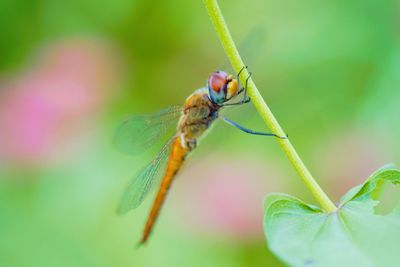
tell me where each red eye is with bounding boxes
[208,71,228,93]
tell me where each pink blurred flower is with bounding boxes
[172,154,284,242]
[0,38,120,168]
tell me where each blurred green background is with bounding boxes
[0,0,399,266]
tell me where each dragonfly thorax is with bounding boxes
[178,88,220,150]
[207,70,238,105]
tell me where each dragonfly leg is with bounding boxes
[237,65,248,80]
[225,68,252,106]
[220,116,288,139]
[242,71,252,102]
[221,98,251,106]
[235,65,248,96]
[226,66,248,102]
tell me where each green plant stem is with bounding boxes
[203,0,337,213]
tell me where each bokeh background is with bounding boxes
[0,0,399,266]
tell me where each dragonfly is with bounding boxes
[114,67,286,245]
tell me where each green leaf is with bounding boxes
[264,166,400,267]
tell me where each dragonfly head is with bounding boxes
[207,70,238,105]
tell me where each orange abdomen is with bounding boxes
[139,136,188,244]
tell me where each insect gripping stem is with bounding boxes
[203,0,337,213]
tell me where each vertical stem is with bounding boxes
[203,0,337,213]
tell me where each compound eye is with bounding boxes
[208,71,228,93]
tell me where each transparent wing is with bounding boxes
[114,105,182,155]
[117,137,174,214]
